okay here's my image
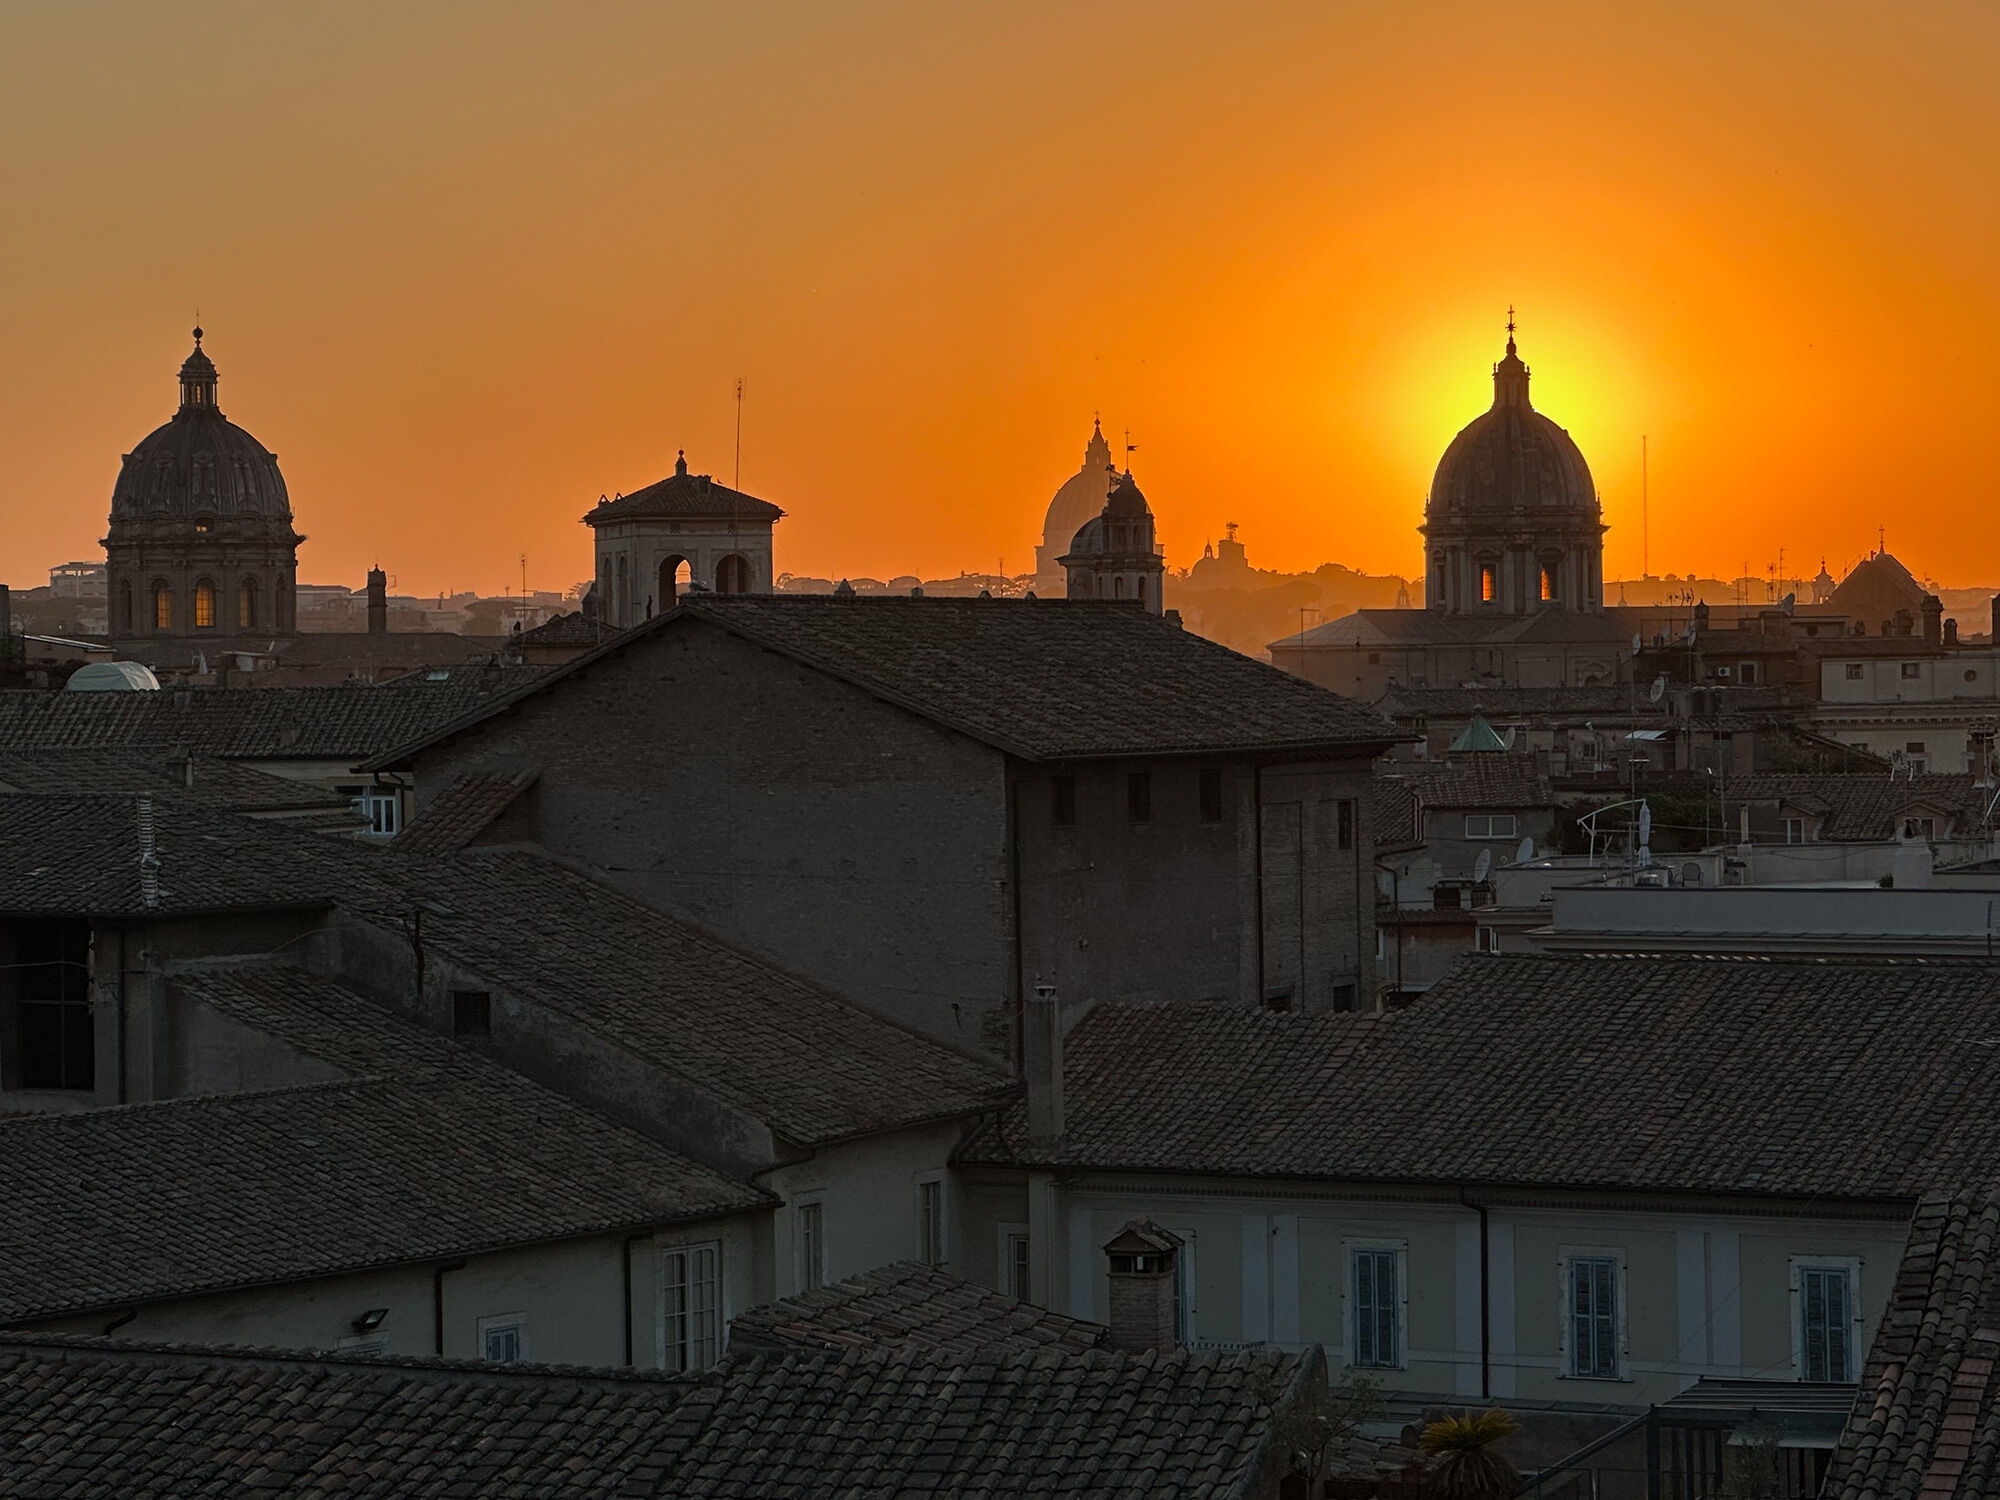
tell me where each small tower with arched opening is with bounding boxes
[582,451,784,628]
[1059,468,1165,615]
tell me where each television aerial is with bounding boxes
[1473,848,1493,882]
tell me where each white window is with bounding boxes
[1000,1225,1031,1302]
[1792,1259,1861,1382]
[1844,663,1864,681]
[797,1201,825,1291]
[479,1315,526,1364]
[1464,814,1518,840]
[1475,926,1500,953]
[1348,1244,1405,1369]
[1739,662,1759,685]
[355,787,400,838]
[916,1176,946,1267]
[1563,1253,1622,1380]
[1905,816,1936,841]
[662,1242,721,1373]
[1783,816,1806,844]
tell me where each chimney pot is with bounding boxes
[1102,1219,1183,1353]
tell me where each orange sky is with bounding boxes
[3,2,1998,599]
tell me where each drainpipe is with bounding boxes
[433,1259,466,1356]
[1458,1186,1490,1399]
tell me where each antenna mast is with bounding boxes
[1641,435,1649,578]
[734,377,746,490]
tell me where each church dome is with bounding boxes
[108,331,293,525]
[1426,334,1597,522]
[1038,421,1116,570]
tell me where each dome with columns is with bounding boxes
[1419,322,1604,616]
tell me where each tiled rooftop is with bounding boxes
[391,768,535,851]
[368,594,1403,770]
[0,680,513,760]
[1825,1190,2000,1499]
[729,1261,1108,1358]
[0,1336,1313,1498]
[1384,755,1556,811]
[0,748,348,812]
[0,965,767,1322]
[1726,772,1990,841]
[964,955,2000,1200]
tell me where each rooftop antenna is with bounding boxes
[520,552,528,611]
[1123,428,1137,473]
[1641,435,1649,578]
[733,377,745,490]
[1878,524,1885,557]
[136,796,160,911]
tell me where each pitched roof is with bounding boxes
[1726,773,1989,841]
[584,465,785,524]
[391,768,535,851]
[728,1261,1109,1358]
[339,850,1015,1146]
[0,796,345,916]
[0,748,347,812]
[1824,1191,2000,1499]
[1385,755,1556,811]
[0,965,766,1322]
[518,609,618,647]
[1370,777,1422,851]
[0,1338,1311,1500]
[1447,714,1509,752]
[0,681,512,760]
[367,595,1402,770]
[963,956,2000,1200]
[1375,685,1646,719]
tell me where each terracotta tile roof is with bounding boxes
[1370,776,1422,850]
[0,748,347,811]
[0,1337,1312,1499]
[963,956,2000,1199]
[0,796,346,916]
[0,965,767,1322]
[728,1261,1108,1357]
[0,681,515,761]
[519,610,618,647]
[1726,773,1990,841]
[392,769,535,851]
[343,850,1016,1146]
[367,595,1402,771]
[1825,1191,2000,1499]
[1386,756,1556,811]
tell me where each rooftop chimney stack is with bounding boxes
[1922,594,1943,647]
[1024,984,1064,1148]
[1991,594,2000,644]
[1102,1220,1183,1353]
[366,567,388,635]
[1946,618,1960,648]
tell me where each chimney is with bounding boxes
[1991,594,2000,643]
[1946,618,1960,648]
[1922,594,1943,647]
[367,566,388,635]
[1024,984,1063,1148]
[1102,1220,1183,1353]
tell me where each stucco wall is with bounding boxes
[764,1122,966,1297]
[410,623,1015,1058]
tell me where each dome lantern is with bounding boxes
[178,328,218,410]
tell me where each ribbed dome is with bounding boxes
[1040,422,1116,561]
[1426,336,1597,520]
[108,333,293,524]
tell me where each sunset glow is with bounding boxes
[4,2,1997,596]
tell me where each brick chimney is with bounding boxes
[1922,594,1943,647]
[1946,618,1960,647]
[1102,1220,1183,1353]
[366,566,388,635]
[1024,984,1063,1148]
[1991,594,2000,643]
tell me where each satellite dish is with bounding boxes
[1516,836,1535,865]
[1631,633,1644,657]
[1473,849,1493,882]
[1649,674,1667,703]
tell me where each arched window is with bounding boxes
[659,555,691,607]
[1540,565,1556,602]
[193,579,217,629]
[239,577,258,629]
[1114,576,1127,599]
[1480,563,1498,603]
[118,580,133,633]
[1137,575,1148,608]
[152,581,173,631]
[715,554,751,594]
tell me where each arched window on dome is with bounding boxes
[715,554,751,595]
[1540,565,1557,602]
[118,580,133,634]
[1114,576,1127,599]
[193,579,218,629]
[659,555,691,609]
[239,577,259,630]
[1480,564,1498,604]
[152,581,172,632]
